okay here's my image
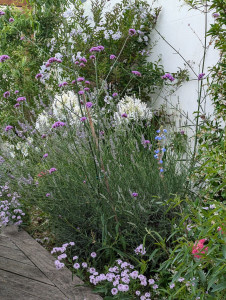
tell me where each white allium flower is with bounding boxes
[114,95,152,124]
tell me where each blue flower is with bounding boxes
[159,160,163,164]
[154,149,160,154]
[160,168,164,173]
[154,154,158,159]
[162,148,166,152]
[156,129,161,133]
[163,129,167,133]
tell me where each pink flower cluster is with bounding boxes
[192,239,208,259]
[161,73,175,81]
[0,55,10,62]
[52,121,66,128]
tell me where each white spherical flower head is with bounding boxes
[114,95,152,125]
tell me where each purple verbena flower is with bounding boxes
[0,11,5,16]
[89,55,95,59]
[9,18,14,23]
[135,244,146,255]
[43,153,48,158]
[162,73,175,81]
[14,103,20,108]
[0,55,10,62]
[121,113,127,118]
[78,90,84,95]
[91,252,97,258]
[132,192,138,197]
[77,77,85,82]
[110,54,116,60]
[16,97,26,102]
[79,57,87,63]
[3,91,10,98]
[49,168,57,174]
[132,70,141,77]
[35,73,43,79]
[5,125,13,132]
[84,87,90,91]
[80,117,87,122]
[46,193,50,197]
[86,102,93,108]
[213,13,220,18]
[85,80,90,84]
[14,90,19,94]
[198,73,205,80]
[112,92,118,97]
[79,63,85,67]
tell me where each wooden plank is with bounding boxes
[0,285,43,300]
[0,235,18,250]
[0,256,54,285]
[0,269,68,300]
[2,226,103,300]
[0,0,28,7]
[0,244,34,265]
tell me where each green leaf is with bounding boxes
[211,282,226,293]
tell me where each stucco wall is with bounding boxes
[83,0,219,135]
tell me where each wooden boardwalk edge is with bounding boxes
[1,226,102,300]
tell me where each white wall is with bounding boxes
[83,0,219,134]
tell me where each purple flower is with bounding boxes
[135,291,141,296]
[78,90,84,95]
[129,28,136,36]
[85,80,90,85]
[80,117,87,122]
[112,92,118,97]
[149,279,155,285]
[3,91,10,98]
[198,73,205,80]
[0,55,10,62]
[14,90,19,94]
[153,284,158,289]
[132,192,138,197]
[111,288,118,295]
[16,97,26,102]
[71,80,76,84]
[162,73,175,81]
[178,277,185,282]
[79,57,87,63]
[77,77,85,82]
[9,18,14,23]
[110,54,116,60]
[20,36,25,40]
[89,47,100,52]
[5,125,13,132]
[49,168,57,174]
[213,13,220,18]
[97,45,104,51]
[91,252,97,258]
[132,70,142,77]
[170,283,175,289]
[84,87,90,91]
[121,113,128,118]
[73,256,78,260]
[79,63,85,68]
[82,262,88,268]
[180,130,185,135]
[41,134,47,138]
[89,55,95,59]
[62,81,68,86]
[55,260,65,270]
[75,61,79,65]
[14,103,20,108]
[0,11,5,16]
[135,244,146,255]
[86,102,93,108]
[46,193,51,197]
[73,263,80,269]
[35,73,43,79]
[52,121,66,128]
[43,153,48,158]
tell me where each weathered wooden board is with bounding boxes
[1,226,103,300]
[0,235,18,250]
[0,256,54,285]
[0,284,43,300]
[0,269,68,300]
[0,244,34,265]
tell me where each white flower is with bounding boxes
[35,111,51,133]
[114,95,152,125]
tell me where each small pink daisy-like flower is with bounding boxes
[46,193,50,197]
[121,113,127,118]
[86,102,93,108]
[80,116,87,122]
[91,252,97,258]
[110,54,116,60]
[132,70,142,77]
[111,288,118,295]
[82,262,88,268]
[129,28,136,36]
[73,263,80,269]
[9,17,14,22]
